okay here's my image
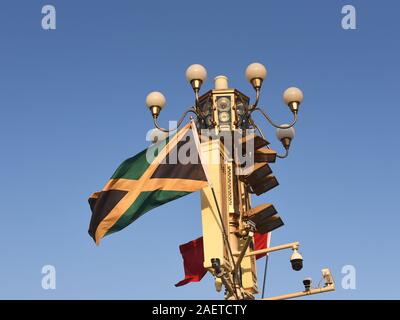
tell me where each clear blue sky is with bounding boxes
[0,0,399,299]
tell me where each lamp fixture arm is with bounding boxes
[276,148,289,159]
[249,88,261,110]
[247,117,289,159]
[248,117,266,141]
[251,107,298,129]
[194,88,207,119]
[153,107,198,133]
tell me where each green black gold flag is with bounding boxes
[88,122,209,245]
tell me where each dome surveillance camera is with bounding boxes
[290,249,303,271]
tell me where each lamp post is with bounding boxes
[145,63,333,300]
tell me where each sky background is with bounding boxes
[0,0,399,299]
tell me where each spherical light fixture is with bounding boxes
[146,91,166,118]
[245,62,267,90]
[276,124,295,151]
[283,87,303,114]
[276,125,295,140]
[186,64,207,91]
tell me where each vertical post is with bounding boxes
[200,139,230,270]
[199,77,260,299]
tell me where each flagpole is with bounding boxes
[261,254,269,298]
[261,232,271,298]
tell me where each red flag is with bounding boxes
[175,237,207,287]
[254,233,269,259]
[175,233,269,287]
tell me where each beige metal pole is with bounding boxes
[262,284,335,300]
[233,241,300,257]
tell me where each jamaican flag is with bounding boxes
[88,122,209,244]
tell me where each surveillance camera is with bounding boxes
[211,258,222,276]
[303,277,312,291]
[290,250,303,271]
[321,268,334,286]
